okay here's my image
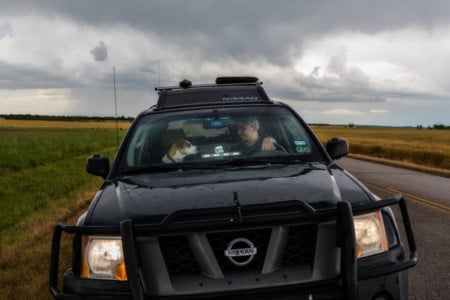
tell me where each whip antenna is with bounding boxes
[113,66,119,146]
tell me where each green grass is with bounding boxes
[0,128,123,233]
[0,126,125,299]
[0,153,102,233]
[0,128,120,175]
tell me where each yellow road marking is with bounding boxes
[363,182,450,214]
[387,188,450,213]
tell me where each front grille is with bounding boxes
[158,235,200,276]
[283,224,317,268]
[158,224,317,278]
[207,229,272,273]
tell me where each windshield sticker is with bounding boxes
[202,152,240,159]
[293,140,311,154]
[210,120,224,128]
[215,145,224,154]
[294,140,307,146]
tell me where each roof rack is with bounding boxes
[155,76,262,91]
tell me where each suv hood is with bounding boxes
[85,165,374,226]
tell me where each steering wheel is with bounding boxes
[273,142,287,153]
[248,142,288,157]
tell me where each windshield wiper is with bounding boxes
[230,156,303,165]
[195,155,306,169]
[121,156,312,175]
[121,165,182,175]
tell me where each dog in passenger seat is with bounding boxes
[161,139,199,163]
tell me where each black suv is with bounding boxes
[49,77,417,300]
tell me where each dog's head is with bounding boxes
[171,140,198,156]
[163,139,198,163]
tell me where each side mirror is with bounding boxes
[326,138,349,159]
[86,155,110,178]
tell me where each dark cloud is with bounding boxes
[2,0,450,124]
[261,50,381,103]
[90,41,108,62]
[4,1,450,66]
[12,0,449,32]
[0,61,75,89]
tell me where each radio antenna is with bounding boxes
[150,59,161,87]
[113,66,119,146]
[157,59,160,86]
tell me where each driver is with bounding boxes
[230,116,276,156]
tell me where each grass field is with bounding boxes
[0,118,131,129]
[312,126,450,175]
[0,120,129,299]
[1,119,449,299]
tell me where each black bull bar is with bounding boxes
[49,195,417,300]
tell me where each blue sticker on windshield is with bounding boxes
[294,140,307,146]
[210,120,223,127]
[293,140,310,154]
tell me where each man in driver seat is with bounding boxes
[230,116,276,156]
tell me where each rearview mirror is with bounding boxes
[86,155,110,179]
[326,138,349,159]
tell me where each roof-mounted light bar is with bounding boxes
[215,76,260,85]
[155,76,262,91]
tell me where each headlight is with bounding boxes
[81,236,127,281]
[353,211,388,258]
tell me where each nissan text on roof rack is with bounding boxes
[49,76,417,300]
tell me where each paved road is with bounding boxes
[337,157,450,300]
[338,157,450,207]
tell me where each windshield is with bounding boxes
[117,106,325,174]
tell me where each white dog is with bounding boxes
[162,139,198,163]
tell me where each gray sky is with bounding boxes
[1,0,450,126]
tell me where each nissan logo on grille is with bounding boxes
[224,238,257,266]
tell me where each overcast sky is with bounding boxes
[1,0,450,126]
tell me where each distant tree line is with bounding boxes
[416,124,450,130]
[0,114,134,122]
[313,123,449,129]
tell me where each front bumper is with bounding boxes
[49,195,417,300]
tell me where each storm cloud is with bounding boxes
[1,0,450,125]
[90,41,108,62]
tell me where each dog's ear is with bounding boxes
[174,140,187,148]
[172,140,188,154]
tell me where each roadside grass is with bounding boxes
[0,127,123,175]
[0,182,101,300]
[0,153,114,299]
[0,124,125,300]
[0,151,111,233]
[312,126,450,175]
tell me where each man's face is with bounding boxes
[237,123,259,145]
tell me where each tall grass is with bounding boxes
[312,126,450,170]
[0,127,124,232]
[0,125,126,299]
[0,128,121,175]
